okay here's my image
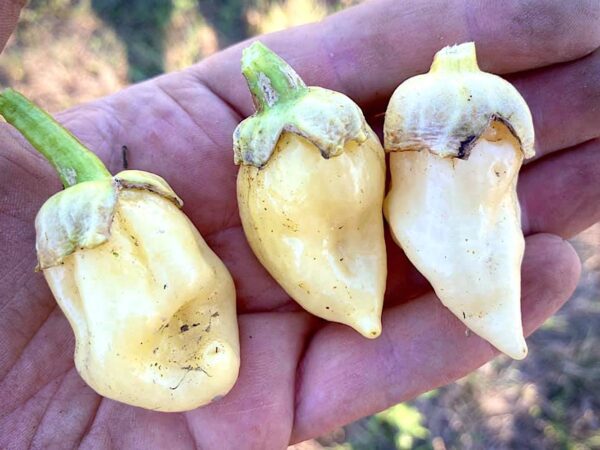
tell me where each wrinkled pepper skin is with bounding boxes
[384,43,535,359]
[0,89,240,411]
[43,185,239,411]
[234,42,387,338]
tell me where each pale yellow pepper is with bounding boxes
[234,42,387,338]
[0,89,240,411]
[384,43,535,359]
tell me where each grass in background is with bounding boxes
[91,0,174,82]
[1,2,598,449]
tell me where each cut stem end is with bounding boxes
[241,41,307,111]
[430,42,480,74]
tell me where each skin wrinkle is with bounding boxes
[1,321,75,426]
[78,404,116,449]
[381,303,488,405]
[0,261,37,322]
[286,315,320,450]
[290,314,322,419]
[375,320,407,407]
[220,200,242,235]
[186,68,245,124]
[0,125,59,180]
[28,368,74,449]
[521,236,582,334]
[3,382,57,448]
[0,251,31,294]
[183,414,202,450]
[57,102,120,151]
[154,83,223,153]
[73,393,103,450]
[1,360,69,424]
[0,207,33,225]
[9,312,75,402]
[82,401,128,448]
[0,150,47,182]
[80,421,115,450]
[0,288,55,381]
[77,103,131,175]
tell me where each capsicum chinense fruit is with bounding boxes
[384,42,535,359]
[234,42,387,338]
[0,89,240,411]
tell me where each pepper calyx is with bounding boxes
[233,41,368,168]
[35,179,117,270]
[36,170,183,269]
[384,42,535,160]
[234,87,368,167]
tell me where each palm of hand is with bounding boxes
[1,1,599,448]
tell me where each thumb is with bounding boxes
[0,0,25,53]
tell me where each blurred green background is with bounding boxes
[1,1,598,449]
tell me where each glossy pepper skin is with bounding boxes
[0,89,240,411]
[234,42,387,338]
[384,43,535,360]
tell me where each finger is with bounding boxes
[291,233,581,442]
[21,369,101,449]
[196,0,600,116]
[510,48,600,160]
[0,0,24,53]
[185,312,315,450]
[520,138,600,239]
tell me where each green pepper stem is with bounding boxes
[0,89,111,188]
[241,41,307,112]
[430,42,479,74]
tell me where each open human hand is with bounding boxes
[1,0,599,448]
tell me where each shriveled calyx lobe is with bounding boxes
[35,170,183,270]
